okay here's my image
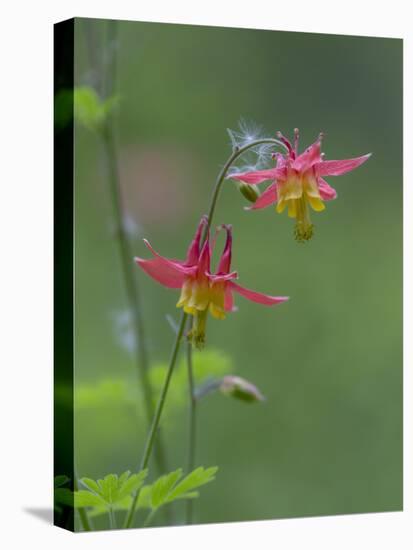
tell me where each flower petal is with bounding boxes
[318,178,337,200]
[315,153,371,177]
[198,237,211,274]
[245,183,277,210]
[216,225,232,274]
[185,215,208,265]
[229,281,289,306]
[292,138,322,172]
[208,271,238,283]
[135,240,195,289]
[135,256,187,288]
[228,167,286,185]
[224,286,235,312]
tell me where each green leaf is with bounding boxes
[75,470,148,512]
[151,469,183,509]
[54,89,73,129]
[117,469,148,501]
[118,470,131,486]
[54,475,70,488]
[73,86,118,132]
[80,477,100,494]
[143,467,218,511]
[54,487,73,507]
[74,490,107,508]
[88,496,132,517]
[166,467,218,503]
[98,474,118,503]
[136,485,152,509]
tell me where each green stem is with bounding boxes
[108,506,117,530]
[123,137,286,529]
[185,316,196,524]
[123,312,188,528]
[204,138,286,235]
[143,509,157,528]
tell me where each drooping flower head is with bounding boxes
[135,216,288,348]
[228,129,371,242]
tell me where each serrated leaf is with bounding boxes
[142,467,218,512]
[88,495,132,517]
[150,469,182,510]
[80,477,101,494]
[54,475,70,488]
[136,484,152,510]
[166,467,218,503]
[74,490,107,508]
[118,470,131,486]
[99,474,118,503]
[117,469,148,501]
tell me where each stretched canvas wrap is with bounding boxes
[54,18,403,532]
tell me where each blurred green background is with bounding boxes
[71,18,402,527]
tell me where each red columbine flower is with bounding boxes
[229,130,371,241]
[135,216,288,348]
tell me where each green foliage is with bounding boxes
[74,470,147,510]
[74,86,118,132]
[54,89,73,129]
[141,466,218,512]
[54,475,73,511]
[75,379,133,409]
[54,474,70,488]
[74,348,233,415]
[85,467,218,518]
[149,348,234,413]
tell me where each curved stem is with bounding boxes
[123,312,188,529]
[108,506,117,530]
[124,137,285,529]
[204,138,286,234]
[185,316,196,524]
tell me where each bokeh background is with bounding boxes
[70,18,402,528]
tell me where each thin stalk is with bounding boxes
[185,316,196,524]
[123,312,188,529]
[108,506,117,530]
[143,509,157,528]
[204,138,287,235]
[184,137,287,521]
[123,137,286,529]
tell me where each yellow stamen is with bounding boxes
[294,195,314,242]
[187,309,208,349]
[276,174,326,242]
[177,278,226,348]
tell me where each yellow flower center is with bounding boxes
[276,172,325,242]
[176,277,226,348]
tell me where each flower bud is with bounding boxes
[235,182,260,203]
[219,375,265,403]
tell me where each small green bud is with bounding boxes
[235,182,261,203]
[219,375,265,403]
